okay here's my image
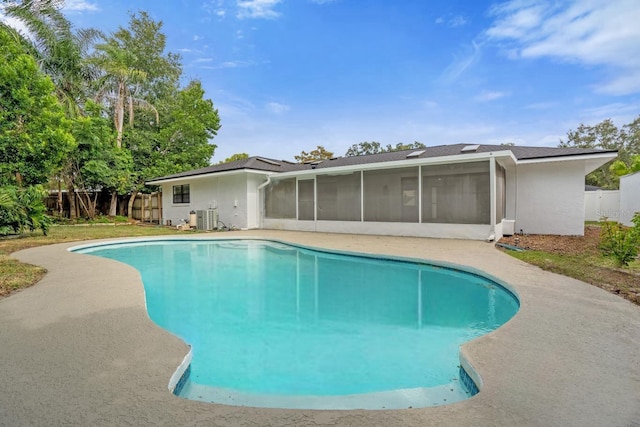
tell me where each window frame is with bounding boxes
[172,184,190,204]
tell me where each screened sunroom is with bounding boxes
[262,157,508,240]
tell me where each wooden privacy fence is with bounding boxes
[131,192,162,224]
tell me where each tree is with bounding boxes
[219,153,249,164]
[0,25,75,187]
[345,141,383,156]
[4,0,104,219]
[344,141,426,156]
[91,38,155,150]
[64,101,131,219]
[295,146,334,163]
[387,141,426,152]
[610,154,640,177]
[559,117,640,189]
[90,12,181,215]
[126,80,220,218]
[3,0,100,118]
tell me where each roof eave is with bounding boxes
[516,152,618,175]
[146,168,274,185]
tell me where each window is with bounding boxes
[172,184,190,204]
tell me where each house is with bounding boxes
[619,171,640,226]
[146,144,617,240]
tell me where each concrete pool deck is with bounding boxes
[1,230,639,426]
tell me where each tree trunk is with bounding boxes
[127,190,138,220]
[64,180,77,220]
[109,191,118,216]
[115,81,125,149]
[57,179,63,216]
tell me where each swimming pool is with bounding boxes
[72,238,519,409]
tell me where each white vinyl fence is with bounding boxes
[620,172,640,226]
[584,190,620,221]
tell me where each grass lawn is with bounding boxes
[0,224,188,298]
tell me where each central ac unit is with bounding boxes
[196,209,218,230]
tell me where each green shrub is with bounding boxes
[0,186,52,236]
[599,213,640,267]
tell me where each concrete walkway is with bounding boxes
[1,230,639,426]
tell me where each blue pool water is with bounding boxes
[73,239,519,409]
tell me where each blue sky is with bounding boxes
[4,0,640,162]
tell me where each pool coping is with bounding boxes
[3,230,640,426]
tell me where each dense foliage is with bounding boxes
[0,26,75,187]
[344,141,425,156]
[219,153,249,164]
[559,117,640,189]
[0,186,52,235]
[2,3,221,222]
[294,145,334,163]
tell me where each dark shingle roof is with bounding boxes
[147,144,617,182]
[147,156,305,182]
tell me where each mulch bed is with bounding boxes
[499,226,640,305]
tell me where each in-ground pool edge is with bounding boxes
[69,235,516,408]
[169,349,192,396]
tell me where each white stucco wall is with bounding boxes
[246,174,267,229]
[620,172,640,226]
[515,161,586,235]
[160,173,266,229]
[584,190,620,221]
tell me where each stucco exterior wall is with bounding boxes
[515,161,585,235]
[620,172,640,226]
[246,174,267,229]
[161,173,263,229]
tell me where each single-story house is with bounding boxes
[146,143,617,240]
[619,171,640,226]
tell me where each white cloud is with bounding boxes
[202,0,227,18]
[198,60,254,69]
[265,102,290,114]
[486,0,640,95]
[237,0,282,19]
[474,90,509,102]
[439,40,482,83]
[63,0,99,12]
[449,16,467,27]
[193,35,202,41]
[193,57,214,63]
[435,15,468,28]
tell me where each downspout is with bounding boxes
[488,156,497,242]
[256,174,272,229]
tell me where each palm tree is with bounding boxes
[4,0,99,118]
[90,40,158,149]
